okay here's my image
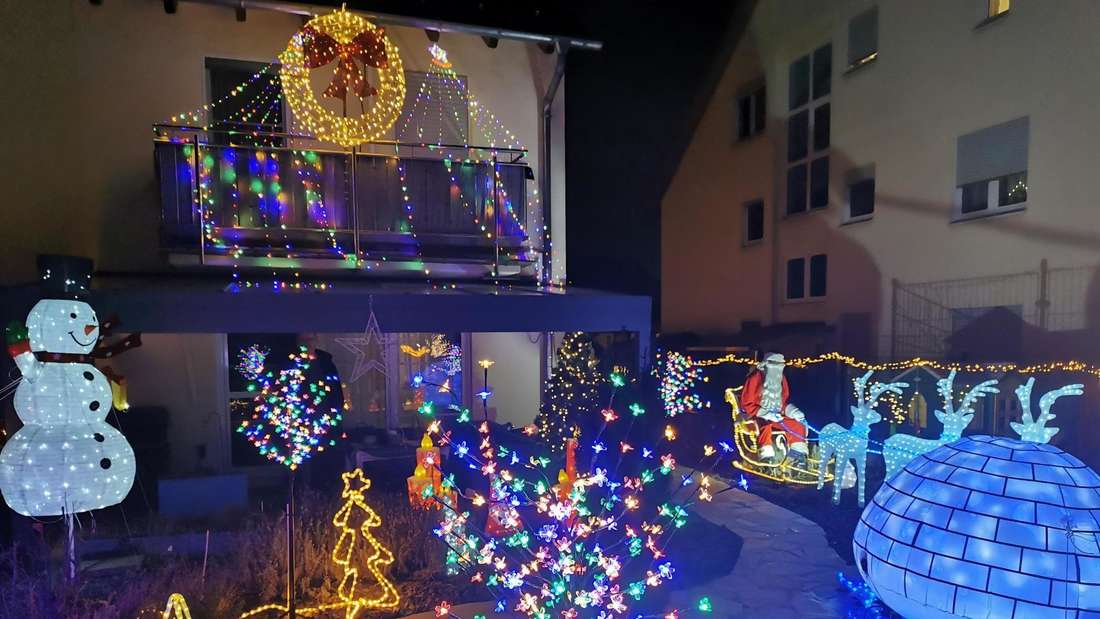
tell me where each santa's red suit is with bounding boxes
[740,361,808,460]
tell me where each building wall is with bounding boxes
[662,0,1100,354]
[0,0,562,282]
[469,332,543,427]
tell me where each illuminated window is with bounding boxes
[786,44,831,215]
[988,0,1010,18]
[954,117,1029,220]
[744,200,764,243]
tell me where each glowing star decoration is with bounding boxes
[0,300,136,516]
[656,351,708,417]
[428,43,452,68]
[234,344,269,381]
[855,432,1100,619]
[816,372,908,507]
[279,7,406,147]
[236,346,343,470]
[881,371,998,479]
[335,304,387,384]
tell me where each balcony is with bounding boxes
[154,124,536,280]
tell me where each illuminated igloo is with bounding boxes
[854,434,1100,618]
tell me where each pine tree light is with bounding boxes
[534,333,603,452]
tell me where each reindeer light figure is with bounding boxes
[882,370,998,479]
[817,371,908,507]
[1010,377,1083,444]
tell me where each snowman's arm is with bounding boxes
[7,342,40,382]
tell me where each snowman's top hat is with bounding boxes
[37,255,92,298]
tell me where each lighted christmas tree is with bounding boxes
[332,469,400,618]
[535,332,603,451]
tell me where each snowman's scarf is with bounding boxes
[33,317,142,364]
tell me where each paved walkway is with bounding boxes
[669,470,855,619]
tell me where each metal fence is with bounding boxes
[891,261,1096,359]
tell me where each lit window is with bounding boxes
[954,117,1029,220]
[988,0,1010,18]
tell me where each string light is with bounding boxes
[240,469,399,619]
[279,8,405,147]
[656,351,709,417]
[534,332,603,451]
[161,593,192,619]
[695,350,1100,378]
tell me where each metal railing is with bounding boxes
[153,123,536,278]
[891,260,1097,359]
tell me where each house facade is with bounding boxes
[0,1,650,478]
[662,0,1100,361]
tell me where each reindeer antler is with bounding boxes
[867,380,909,411]
[958,379,999,415]
[1012,378,1084,444]
[853,370,872,407]
[936,370,958,415]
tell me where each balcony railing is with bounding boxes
[154,124,536,279]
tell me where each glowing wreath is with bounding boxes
[279,8,405,147]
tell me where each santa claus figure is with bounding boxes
[740,353,808,464]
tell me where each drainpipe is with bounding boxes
[541,42,568,287]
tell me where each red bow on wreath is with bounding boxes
[301,24,388,100]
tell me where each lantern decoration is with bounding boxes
[855,381,1091,619]
[407,433,456,509]
[279,7,405,147]
[0,300,137,516]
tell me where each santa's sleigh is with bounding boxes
[725,387,836,485]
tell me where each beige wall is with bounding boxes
[662,0,1100,354]
[0,0,562,282]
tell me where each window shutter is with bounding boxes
[848,7,878,66]
[956,116,1029,186]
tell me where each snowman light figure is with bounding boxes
[0,300,136,516]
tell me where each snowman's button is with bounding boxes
[89,401,101,411]
[93,433,105,443]
[100,458,111,469]
[83,371,94,381]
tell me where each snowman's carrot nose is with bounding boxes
[84,325,97,336]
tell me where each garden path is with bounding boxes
[668,470,857,619]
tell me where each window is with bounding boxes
[988,0,1010,18]
[744,200,764,243]
[737,85,766,140]
[786,44,831,215]
[226,333,301,467]
[848,176,875,220]
[396,71,469,145]
[786,258,806,300]
[786,254,828,300]
[809,254,828,297]
[206,58,285,147]
[847,7,878,69]
[954,116,1029,220]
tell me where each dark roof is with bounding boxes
[303,0,593,42]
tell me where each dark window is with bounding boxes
[787,165,808,215]
[1000,171,1028,206]
[813,103,831,151]
[206,58,285,147]
[812,44,832,100]
[745,200,764,242]
[737,86,766,140]
[810,156,830,209]
[960,180,989,213]
[787,258,806,299]
[789,55,810,110]
[810,254,828,297]
[227,333,300,467]
[788,110,809,161]
[848,7,878,66]
[849,177,875,218]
